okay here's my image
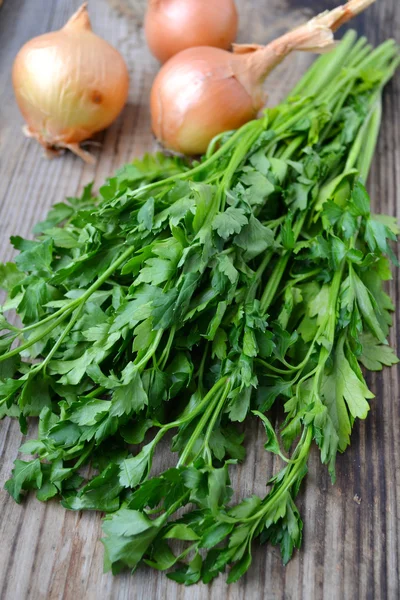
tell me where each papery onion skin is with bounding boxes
[145,0,238,63]
[150,0,377,155]
[12,3,129,162]
[151,47,256,155]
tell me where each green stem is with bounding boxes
[294,366,318,403]
[0,309,80,363]
[258,426,312,518]
[201,382,232,464]
[131,120,262,200]
[319,79,355,143]
[280,136,304,160]
[255,358,295,375]
[286,268,321,284]
[20,245,136,335]
[345,104,376,171]
[154,377,230,442]
[39,304,84,373]
[134,329,164,370]
[1,246,138,362]
[81,386,106,399]
[72,440,95,471]
[219,122,265,211]
[357,98,382,182]
[20,302,77,335]
[260,214,306,314]
[290,30,357,98]
[196,343,209,389]
[321,41,398,106]
[314,265,345,390]
[245,250,274,304]
[177,380,230,467]
[225,427,313,527]
[175,377,229,426]
[158,326,176,370]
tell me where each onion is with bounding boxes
[145,0,238,63]
[151,0,376,155]
[12,3,129,163]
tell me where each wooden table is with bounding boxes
[0,1,399,598]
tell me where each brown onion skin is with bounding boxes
[12,6,129,152]
[151,46,256,155]
[145,0,238,63]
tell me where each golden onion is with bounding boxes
[145,0,238,64]
[12,3,129,162]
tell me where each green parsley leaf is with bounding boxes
[5,459,42,503]
[212,208,248,240]
[358,332,399,371]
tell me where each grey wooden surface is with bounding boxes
[0,1,399,599]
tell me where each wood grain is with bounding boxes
[0,1,399,599]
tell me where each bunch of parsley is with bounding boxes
[1,32,399,584]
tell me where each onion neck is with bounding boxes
[232,0,376,109]
[63,2,92,32]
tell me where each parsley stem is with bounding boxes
[255,358,295,375]
[20,245,136,334]
[320,40,398,106]
[257,324,318,378]
[286,267,320,283]
[262,216,286,228]
[177,379,231,467]
[280,136,304,160]
[319,79,354,143]
[37,303,84,374]
[313,265,345,391]
[0,308,80,363]
[345,103,377,172]
[196,344,209,390]
[1,246,138,361]
[202,382,232,465]
[241,426,313,524]
[343,35,370,67]
[134,329,164,370]
[130,120,262,200]
[18,301,78,335]
[260,214,306,314]
[280,329,321,375]
[219,123,266,212]
[158,326,176,370]
[357,99,382,182]
[294,366,318,403]
[260,254,291,314]
[81,386,106,399]
[72,440,95,471]
[155,376,229,438]
[290,30,357,98]
[245,250,273,303]
[56,244,136,307]
[176,388,225,467]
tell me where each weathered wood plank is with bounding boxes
[0,1,399,599]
